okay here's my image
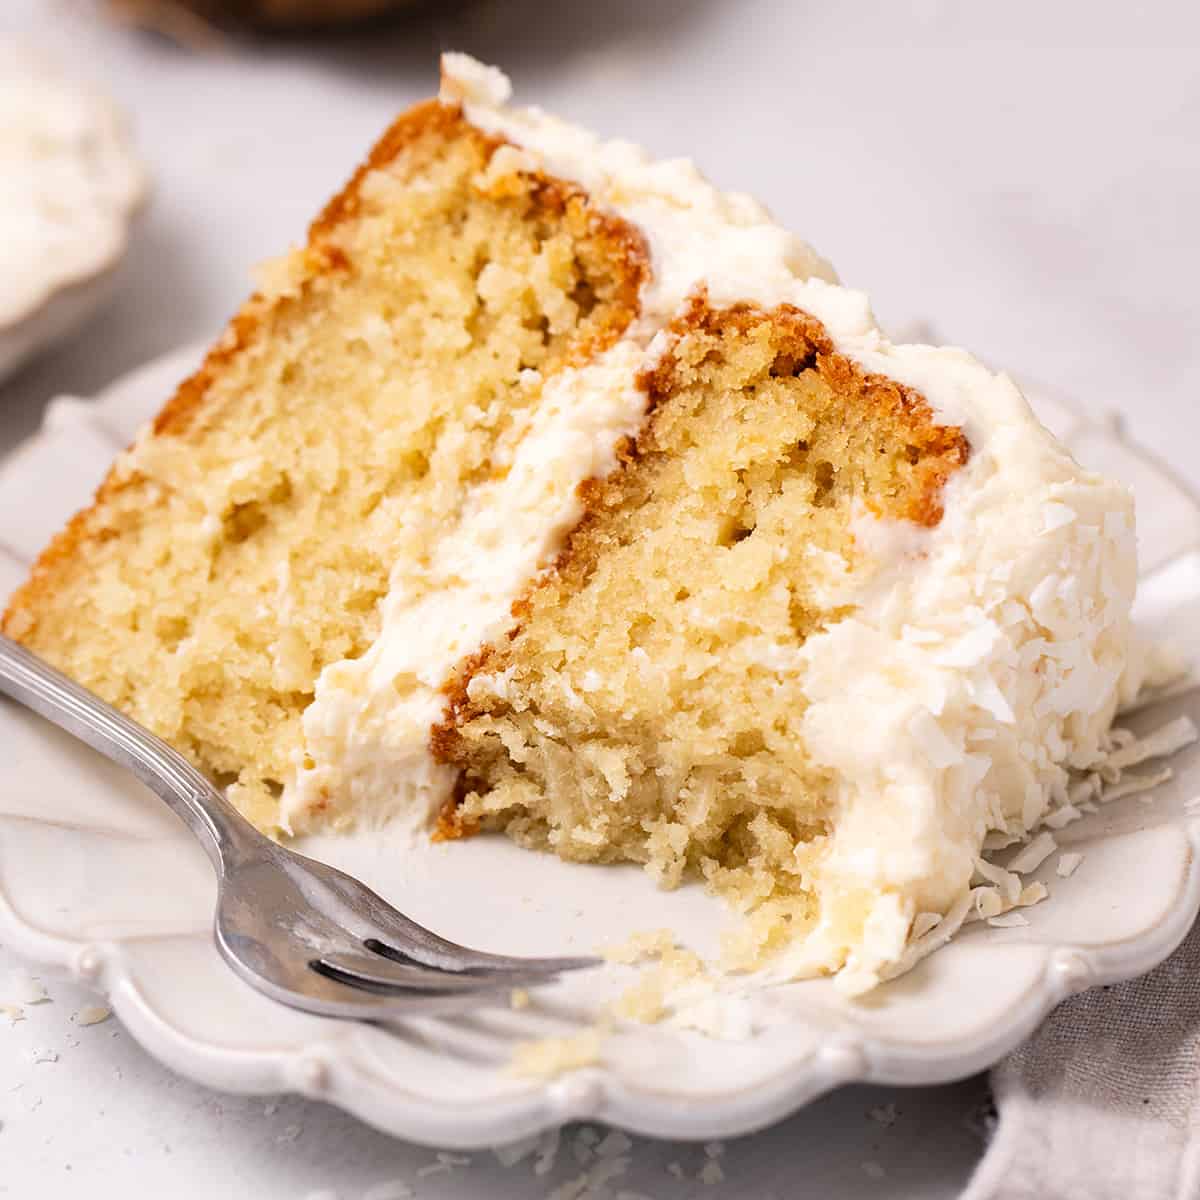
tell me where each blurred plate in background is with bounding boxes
[0,42,146,384]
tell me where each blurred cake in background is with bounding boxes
[0,42,145,381]
[105,0,418,36]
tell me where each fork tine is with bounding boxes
[314,951,554,994]
[301,854,602,976]
[363,937,598,978]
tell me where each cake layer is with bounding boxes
[439,300,968,891]
[3,101,647,831]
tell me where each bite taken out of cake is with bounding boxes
[3,55,1142,994]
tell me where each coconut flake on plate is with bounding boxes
[1008,832,1058,875]
[987,912,1030,929]
[1056,852,1084,878]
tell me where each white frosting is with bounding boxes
[288,55,1138,990]
[0,44,145,327]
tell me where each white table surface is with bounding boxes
[1,2,1197,1196]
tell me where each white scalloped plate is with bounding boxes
[3,346,1200,1147]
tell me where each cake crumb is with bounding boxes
[510,987,531,1010]
[613,973,667,1024]
[862,1160,886,1179]
[511,1028,603,1078]
[699,1159,725,1185]
[603,929,678,965]
[611,941,709,1026]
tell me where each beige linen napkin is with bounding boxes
[964,917,1200,1200]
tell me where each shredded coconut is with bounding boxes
[868,1103,899,1127]
[1101,766,1173,803]
[1043,804,1084,830]
[492,1133,541,1169]
[4,969,49,1007]
[1056,852,1084,878]
[73,1005,111,1026]
[415,1162,452,1179]
[987,912,1030,929]
[1008,832,1057,875]
[1103,716,1197,771]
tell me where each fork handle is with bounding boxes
[0,633,257,868]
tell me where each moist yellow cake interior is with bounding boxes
[2,106,645,829]
[440,303,966,950]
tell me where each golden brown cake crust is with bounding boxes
[1,99,649,651]
[639,297,969,527]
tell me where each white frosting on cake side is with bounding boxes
[288,54,1138,991]
[0,44,145,327]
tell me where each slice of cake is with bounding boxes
[3,55,1138,993]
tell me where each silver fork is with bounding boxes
[0,633,597,1018]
